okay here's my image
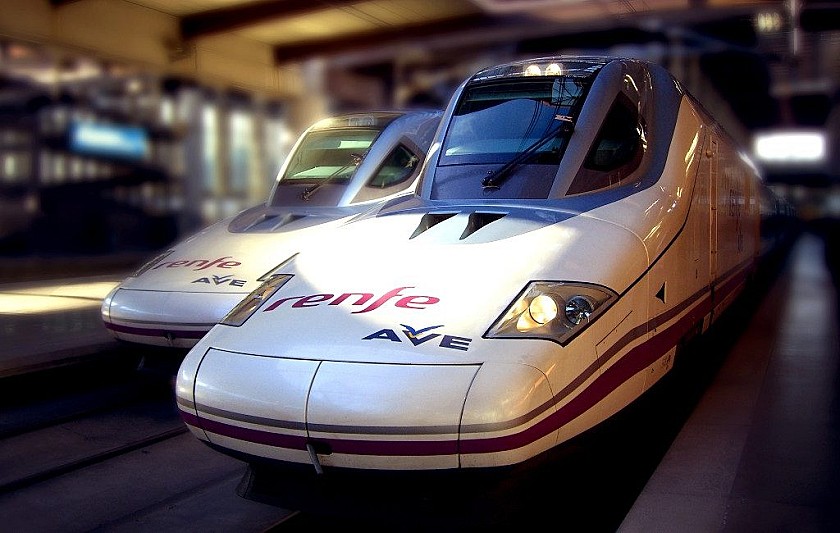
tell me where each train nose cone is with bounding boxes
[306,361,481,470]
[182,349,320,465]
[177,348,482,470]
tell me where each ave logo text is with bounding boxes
[363,324,472,352]
[192,274,247,287]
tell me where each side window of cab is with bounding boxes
[368,144,420,188]
[567,93,645,195]
[354,144,421,202]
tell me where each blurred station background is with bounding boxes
[0,2,838,530]
[0,0,836,265]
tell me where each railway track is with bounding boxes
[0,424,188,494]
[0,346,293,532]
[0,350,187,493]
[0,348,171,439]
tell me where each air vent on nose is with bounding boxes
[273,214,306,229]
[460,212,505,240]
[245,215,277,230]
[410,213,457,239]
[246,214,306,231]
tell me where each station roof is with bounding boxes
[120,0,784,64]
[3,1,838,143]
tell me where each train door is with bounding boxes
[704,134,720,331]
[707,136,719,293]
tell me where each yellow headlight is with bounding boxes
[528,294,558,325]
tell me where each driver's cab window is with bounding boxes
[567,93,645,195]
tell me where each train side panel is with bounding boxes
[591,95,762,400]
[705,121,762,322]
[640,99,761,395]
[588,97,711,399]
[641,128,713,391]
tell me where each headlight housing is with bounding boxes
[221,274,293,327]
[224,253,298,326]
[485,281,617,345]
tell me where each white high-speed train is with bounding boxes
[175,56,789,477]
[101,110,442,347]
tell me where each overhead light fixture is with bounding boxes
[753,130,827,164]
[755,11,783,33]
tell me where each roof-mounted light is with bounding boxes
[471,57,606,82]
[523,62,563,77]
[544,63,562,76]
[524,64,542,76]
[311,113,401,131]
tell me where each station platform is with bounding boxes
[621,229,840,532]
[0,274,123,377]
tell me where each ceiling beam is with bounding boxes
[273,14,510,63]
[271,4,771,64]
[181,0,360,40]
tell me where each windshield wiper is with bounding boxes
[301,152,365,201]
[481,115,574,191]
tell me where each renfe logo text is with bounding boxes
[152,256,242,271]
[262,286,439,314]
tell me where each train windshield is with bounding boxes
[269,112,401,207]
[282,128,379,185]
[433,75,591,199]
